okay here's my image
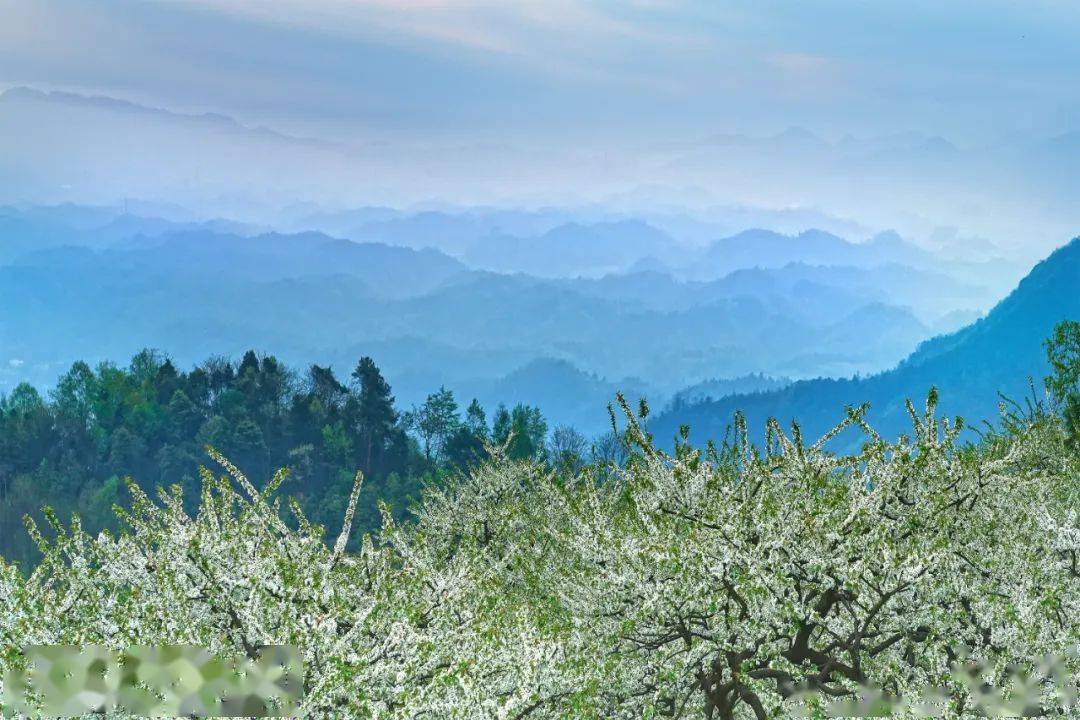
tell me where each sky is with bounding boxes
[2,0,1079,145]
[1,0,1079,259]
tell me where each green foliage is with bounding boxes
[0,350,548,568]
[492,402,548,461]
[1046,320,1080,449]
[406,386,461,463]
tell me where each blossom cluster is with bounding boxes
[1,395,1077,718]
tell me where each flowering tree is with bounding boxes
[383,391,1080,718]
[0,450,501,718]
[1,392,1078,718]
[539,395,1080,717]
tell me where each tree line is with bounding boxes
[0,349,604,567]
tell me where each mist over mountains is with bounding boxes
[0,85,1074,439]
[1,85,1077,265]
[649,237,1080,448]
[0,195,1034,436]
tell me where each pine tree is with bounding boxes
[465,398,488,438]
[351,357,399,476]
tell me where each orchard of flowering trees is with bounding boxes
[1,324,1079,718]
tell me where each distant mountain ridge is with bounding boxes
[11,229,468,299]
[3,86,1077,258]
[462,220,682,278]
[672,374,792,407]
[0,86,366,210]
[649,237,1080,447]
[0,86,330,147]
[0,226,939,422]
[0,203,1015,434]
[453,358,654,436]
[684,228,937,280]
[557,260,987,326]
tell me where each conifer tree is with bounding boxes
[351,356,398,476]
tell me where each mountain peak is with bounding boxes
[0,86,44,102]
[1,86,240,127]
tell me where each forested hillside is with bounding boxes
[0,351,555,567]
[650,237,1080,447]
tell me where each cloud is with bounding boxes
[1,0,1078,144]
[162,0,673,59]
[130,0,718,118]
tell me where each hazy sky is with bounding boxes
[2,0,1079,145]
